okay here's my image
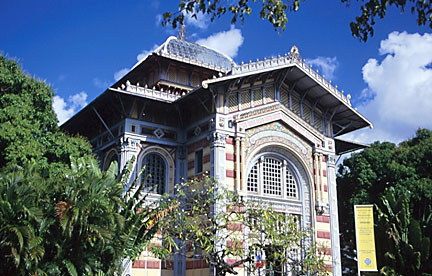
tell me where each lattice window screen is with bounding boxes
[178,70,187,85]
[264,86,275,103]
[262,157,282,196]
[285,167,298,198]
[168,67,176,82]
[247,162,259,193]
[292,96,301,116]
[252,88,263,106]
[190,73,200,87]
[228,93,239,112]
[240,91,251,110]
[280,87,289,108]
[142,153,165,194]
[303,105,312,124]
[314,112,323,132]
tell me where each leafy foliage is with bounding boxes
[338,129,432,275]
[0,157,172,275]
[0,55,92,175]
[376,187,431,275]
[163,0,432,41]
[154,175,328,276]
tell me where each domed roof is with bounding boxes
[155,36,234,72]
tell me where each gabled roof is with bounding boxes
[131,36,235,73]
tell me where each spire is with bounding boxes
[178,23,186,41]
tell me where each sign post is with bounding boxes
[354,205,378,275]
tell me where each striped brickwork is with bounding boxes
[187,138,211,178]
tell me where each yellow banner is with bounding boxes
[354,205,378,271]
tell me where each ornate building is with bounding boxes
[63,36,372,276]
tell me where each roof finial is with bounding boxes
[290,45,299,55]
[178,23,186,41]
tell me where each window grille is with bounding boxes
[292,96,301,116]
[262,157,282,196]
[190,73,200,87]
[228,93,239,112]
[303,105,312,124]
[285,167,297,198]
[280,87,289,108]
[314,112,323,132]
[142,153,165,194]
[264,86,275,103]
[168,67,176,82]
[246,156,298,199]
[247,162,258,192]
[240,91,251,110]
[178,70,187,85]
[252,88,263,106]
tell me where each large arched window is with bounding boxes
[141,153,166,194]
[247,155,298,199]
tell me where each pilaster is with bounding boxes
[119,136,140,173]
[326,155,342,276]
[208,132,228,184]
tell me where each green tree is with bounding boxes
[337,129,432,275]
[376,187,431,275]
[0,157,172,275]
[0,55,92,175]
[162,0,432,41]
[153,176,328,276]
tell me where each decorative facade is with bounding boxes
[63,36,372,276]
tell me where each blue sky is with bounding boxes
[2,0,432,143]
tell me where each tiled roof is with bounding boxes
[155,36,234,72]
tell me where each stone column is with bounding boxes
[119,136,140,178]
[174,145,187,276]
[326,155,342,276]
[208,131,228,275]
[235,137,241,191]
[208,132,228,184]
[119,136,140,275]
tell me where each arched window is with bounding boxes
[103,150,118,172]
[247,155,298,199]
[141,153,166,194]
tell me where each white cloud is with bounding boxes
[306,56,339,80]
[114,68,129,81]
[343,31,432,144]
[184,11,209,30]
[53,91,88,125]
[136,44,159,62]
[93,78,111,89]
[196,26,244,58]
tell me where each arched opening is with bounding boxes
[140,152,166,194]
[103,149,119,172]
